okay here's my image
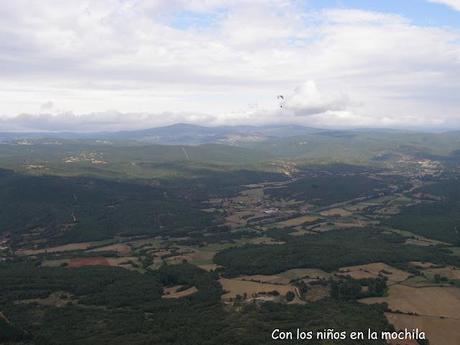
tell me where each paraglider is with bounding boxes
[277,95,285,109]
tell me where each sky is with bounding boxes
[0,0,460,131]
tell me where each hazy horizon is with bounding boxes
[0,121,457,135]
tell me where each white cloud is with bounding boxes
[281,81,349,116]
[40,101,54,111]
[0,1,459,130]
[428,0,460,11]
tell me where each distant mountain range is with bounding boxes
[109,123,327,144]
[2,123,460,163]
[0,123,432,144]
[2,123,460,168]
[0,123,322,145]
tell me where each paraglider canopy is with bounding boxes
[277,95,285,109]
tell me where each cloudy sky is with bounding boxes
[1,0,460,131]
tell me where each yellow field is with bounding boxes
[289,227,314,236]
[41,255,141,270]
[219,278,295,300]
[89,243,131,255]
[409,261,437,268]
[449,247,460,256]
[405,237,445,246]
[237,274,291,285]
[333,221,365,228]
[236,268,331,285]
[163,244,230,266]
[17,242,93,255]
[276,215,319,227]
[18,292,75,307]
[304,286,329,302]
[241,237,285,245]
[361,282,460,345]
[386,313,460,345]
[423,266,460,280]
[240,187,264,199]
[106,256,141,269]
[339,263,411,284]
[400,275,434,288]
[320,208,352,217]
[225,210,254,225]
[0,312,9,323]
[41,259,69,267]
[278,268,331,280]
[126,238,161,249]
[197,264,221,271]
[162,286,198,299]
[361,285,460,318]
